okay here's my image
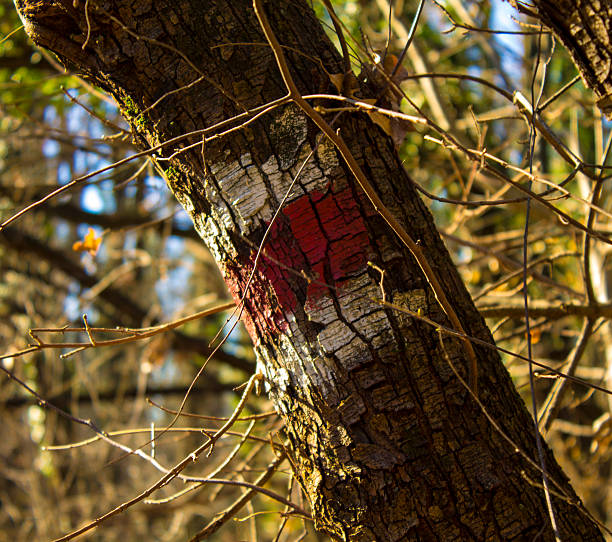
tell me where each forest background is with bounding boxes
[2,0,612,540]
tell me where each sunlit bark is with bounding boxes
[529,0,612,117]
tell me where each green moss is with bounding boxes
[165,165,180,181]
[121,95,149,132]
[161,165,182,191]
[122,95,138,116]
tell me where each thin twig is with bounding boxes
[145,420,257,504]
[539,319,595,432]
[389,0,425,81]
[188,450,301,541]
[322,0,351,76]
[44,426,280,451]
[523,29,560,539]
[3,301,236,360]
[50,373,274,541]
[253,0,481,394]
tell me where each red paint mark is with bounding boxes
[223,227,305,340]
[282,191,328,265]
[282,186,372,311]
[328,231,370,280]
[223,186,373,342]
[303,260,329,310]
[284,187,370,279]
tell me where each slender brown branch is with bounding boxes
[188,450,302,542]
[253,0,480,393]
[477,302,612,320]
[539,319,595,432]
[372,297,612,397]
[44,427,281,451]
[322,0,351,76]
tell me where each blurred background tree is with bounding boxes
[1,0,611,539]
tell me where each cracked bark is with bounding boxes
[14,0,604,540]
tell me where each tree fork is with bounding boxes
[15,0,604,540]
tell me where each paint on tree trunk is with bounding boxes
[222,182,380,341]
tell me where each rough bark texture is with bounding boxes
[527,0,612,117]
[15,1,604,540]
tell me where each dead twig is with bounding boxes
[253,0,481,394]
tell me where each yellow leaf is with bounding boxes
[529,327,541,344]
[72,227,102,256]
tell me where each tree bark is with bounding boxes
[15,0,604,540]
[525,0,612,117]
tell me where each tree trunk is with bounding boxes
[15,0,604,540]
[526,0,612,117]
